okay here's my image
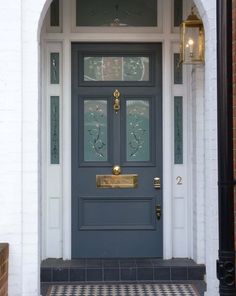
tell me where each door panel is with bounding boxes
[72,43,162,258]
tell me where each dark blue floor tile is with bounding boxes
[154,267,171,280]
[137,267,153,281]
[52,268,69,282]
[41,268,52,282]
[119,260,136,268]
[70,259,86,268]
[136,259,153,267]
[103,259,119,268]
[86,259,103,268]
[104,268,119,281]
[188,266,205,280]
[69,268,85,282]
[120,268,136,281]
[171,267,188,280]
[86,268,103,281]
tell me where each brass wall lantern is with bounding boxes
[180,7,205,64]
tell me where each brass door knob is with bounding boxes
[112,165,121,175]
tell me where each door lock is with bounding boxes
[153,177,161,189]
[156,205,162,220]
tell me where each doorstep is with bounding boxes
[41,258,205,283]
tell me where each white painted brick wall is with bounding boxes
[0,0,219,295]
[0,1,23,295]
[191,66,205,264]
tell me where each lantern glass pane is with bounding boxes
[183,26,202,63]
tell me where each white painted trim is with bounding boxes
[42,41,63,258]
[41,0,193,260]
[45,0,63,33]
[186,65,194,260]
[62,0,72,259]
[171,42,190,258]
[162,0,173,260]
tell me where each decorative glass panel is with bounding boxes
[174,0,183,27]
[50,53,59,84]
[174,53,183,84]
[84,56,149,81]
[174,96,183,164]
[84,100,108,161]
[126,100,150,161]
[76,0,157,27]
[50,0,60,27]
[50,96,60,164]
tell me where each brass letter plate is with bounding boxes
[96,174,138,188]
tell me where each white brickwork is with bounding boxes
[191,66,205,264]
[0,0,218,295]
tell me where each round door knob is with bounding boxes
[112,165,121,175]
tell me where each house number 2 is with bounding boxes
[176,176,183,185]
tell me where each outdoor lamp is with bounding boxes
[180,7,205,64]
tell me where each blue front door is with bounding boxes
[72,43,163,258]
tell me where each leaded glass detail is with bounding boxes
[76,0,157,27]
[84,56,149,81]
[174,53,183,84]
[174,96,183,164]
[50,0,60,27]
[174,0,183,27]
[50,53,59,84]
[50,96,60,164]
[84,100,108,161]
[126,100,150,161]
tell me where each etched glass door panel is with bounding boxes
[126,100,150,161]
[84,100,108,161]
[84,56,149,81]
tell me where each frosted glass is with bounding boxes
[174,96,183,164]
[84,56,149,81]
[50,96,60,164]
[84,100,108,161]
[126,100,150,161]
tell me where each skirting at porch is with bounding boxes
[41,258,205,283]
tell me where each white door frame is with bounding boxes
[41,0,195,260]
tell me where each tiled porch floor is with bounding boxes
[43,283,203,296]
[41,282,206,296]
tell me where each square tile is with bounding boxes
[103,259,119,268]
[86,259,103,268]
[41,268,52,282]
[154,267,170,280]
[86,268,103,281]
[120,268,136,281]
[188,266,205,280]
[69,268,85,282]
[137,267,153,281]
[119,260,136,268]
[70,259,86,268]
[171,267,188,280]
[136,259,153,267]
[104,268,119,281]
[52,268,69,282]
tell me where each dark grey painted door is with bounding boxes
[72,43,162,258]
